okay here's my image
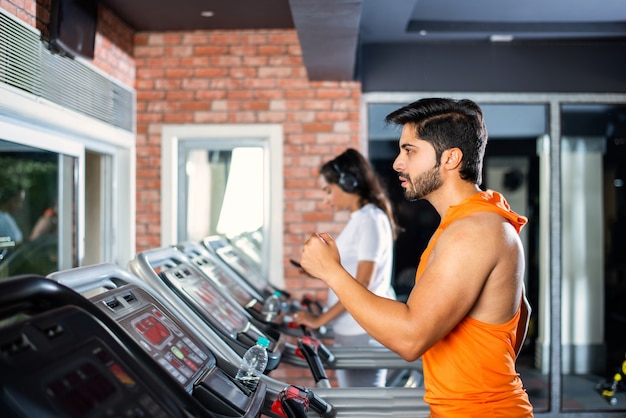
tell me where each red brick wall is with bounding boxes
[93,5,135,87]
[1,0,36,26]
[134,29,362,386]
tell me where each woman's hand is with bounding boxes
[292,311,320,329]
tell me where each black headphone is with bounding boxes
[333,163,359,193]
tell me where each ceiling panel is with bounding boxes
[99,0,626,80]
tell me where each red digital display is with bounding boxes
[134,315,171,346]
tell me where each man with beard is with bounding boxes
[299,98,533,417]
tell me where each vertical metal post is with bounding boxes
[549,100,562,412]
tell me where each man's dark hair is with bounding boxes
[385,98,488,185]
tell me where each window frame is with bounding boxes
[0,83,136,268]
[161,123,284,287]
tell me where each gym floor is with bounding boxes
[519,365,626,412]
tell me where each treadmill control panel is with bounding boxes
[215,247,267,290]
[159,265,249,337]
[92,286,215,390]
[204,238,268,292]
[0,307,178,418]
[192,253,255,307]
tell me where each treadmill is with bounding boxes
[0,274,217,418]
[48,263,431,417]
[200,235,328,320]
[199,235,327,332]
[127,245,286,371]
[176,241,277,323]
[176,241,305,336]
[201,234,278,300]
[198,237,423,381]
[228,231,263,271]
[47,263,266,418]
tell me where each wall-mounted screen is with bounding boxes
[49,0,99,59]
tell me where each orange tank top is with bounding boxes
[417,190,533,417]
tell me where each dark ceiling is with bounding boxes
[100,0,626,81]
[99,0,295,31]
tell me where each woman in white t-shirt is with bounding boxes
[293,148,397,387]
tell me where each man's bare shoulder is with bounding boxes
[436,211,524,322]
[437,211,515,249]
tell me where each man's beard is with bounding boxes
[403,164,442,201]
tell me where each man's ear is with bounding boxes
[441,148,463,170]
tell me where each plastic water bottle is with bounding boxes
[235,337,270,391]
[261,290,282,320]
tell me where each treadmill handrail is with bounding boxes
[48,262,132,293]
[281,344,423,371]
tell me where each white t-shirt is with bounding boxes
[327,203,395,336]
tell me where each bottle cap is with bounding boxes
[257,337,270,348]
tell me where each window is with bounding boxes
[0,84,135,274]
[161,124,283,287]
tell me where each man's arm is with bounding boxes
[300,214,504,361]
